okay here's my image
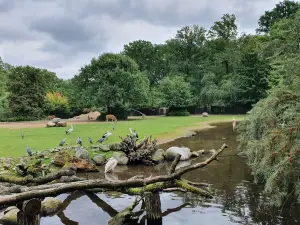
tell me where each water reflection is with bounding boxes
[3,122,299,224]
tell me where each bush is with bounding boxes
[237,88,300,206]
[167,107,190,116]
[44,92,71,119]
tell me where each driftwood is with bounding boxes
[0,169,75,186]
[119,135,158,164]
[0,144,227,206]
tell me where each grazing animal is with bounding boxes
[21,132,24,140]
[26,147,32,156]
[97,131,112,143]
[66,124,74,135]
[47,115,56,120]
[129,128,139,140]
[232,117,236,130]
[88,137,93,144]
[106,114,117,122]
[105,157,118,173]
[76,137,82,146]
[59,138,67,147]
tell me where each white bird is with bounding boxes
[97,131,112,143]
[104,157,118,173]
[66,124,74,135]
[129,128,139,140]
[232,117,236,130]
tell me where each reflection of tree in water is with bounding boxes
[177,181,300,225]
[54,191,191,225]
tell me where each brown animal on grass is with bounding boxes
[106,114,117,122]
[47,115,56,120]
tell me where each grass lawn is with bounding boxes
[0,115,245,158]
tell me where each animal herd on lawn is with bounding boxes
[21,114,139,174]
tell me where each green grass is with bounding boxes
[0,115,245,158]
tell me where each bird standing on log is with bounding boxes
[88,137,93,144]
[129,128,139,140]
[105,157,118,173]
[76,137,82,146]
[26,147,32,156]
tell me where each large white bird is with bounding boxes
[104,157,118,173]
[232,117,236,130]
[129,128,139,140]
[97,131,112,143]
[66,124,74,135]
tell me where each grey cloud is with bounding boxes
[0,0,15,12]
[28,15,109,56]
[77,0,217,28]
[0,26,37,43]
[29,16,97,44]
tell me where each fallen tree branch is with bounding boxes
[0,169,75,186]
[0,144,227,205]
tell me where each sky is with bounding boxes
[0,0,285,79]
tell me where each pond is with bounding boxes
[2,122,300,225]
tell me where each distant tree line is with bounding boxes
[0,0,299,120]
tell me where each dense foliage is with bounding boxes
[237,8,300,206]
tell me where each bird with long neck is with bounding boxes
[232,117,236,130]
[66,124,74,135]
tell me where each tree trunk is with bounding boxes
[145,191,162,222]
[16,199,41,225]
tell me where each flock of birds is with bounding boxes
[21,117,235,175]
[21,123,139,174]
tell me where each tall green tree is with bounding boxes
[123,40,168,85]
[157,76,192,108]
[8,66,50,120]
[256,0,300,33]
[235,52,270,106]
[0,58,10,119]
[73,53,150,110]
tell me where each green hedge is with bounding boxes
[166,107,190,116]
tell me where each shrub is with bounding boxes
[44,92,71,118]
[167,107,190,116]
[237,88,300,206]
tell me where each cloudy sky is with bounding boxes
[0,0,285,79]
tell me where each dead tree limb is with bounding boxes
[0,144,227,206]
[0,169,75,186]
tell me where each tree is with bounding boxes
[123,40,168,85]
[73,53,150,111]
[0,58,9,119]
[157,76,192,108]
[7,66,49,120]
[206,14,239,75]
[44,92,70,118]
[256,0,300,33]
[235,52,270,105]
[208,14,237,40]
[265,10,300,87]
